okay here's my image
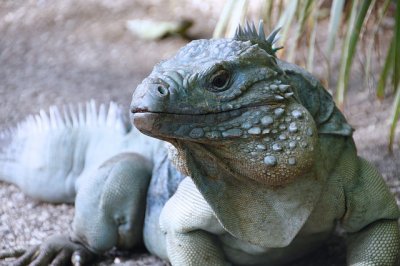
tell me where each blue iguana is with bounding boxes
[1,22,399,265]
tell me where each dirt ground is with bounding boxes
[0,1,399,265]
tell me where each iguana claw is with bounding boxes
[1,234,95,266]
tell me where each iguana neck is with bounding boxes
[169,140,325,247]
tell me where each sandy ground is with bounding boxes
[0,1,399,265]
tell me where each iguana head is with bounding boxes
[131,22,353,246]
[131,22,318,187]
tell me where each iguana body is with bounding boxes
[1,23,399,265]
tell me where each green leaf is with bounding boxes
[363,0,390,89]
[287,0,314,62]
[326,0,345,58]
[389,82,400,152]
[393,0,400,89]
[388,1,400,151]
[276,0,299,53]
[336,0,373,108]
[306,2,320,72]
[376,38,395,99]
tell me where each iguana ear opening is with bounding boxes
[233,20,283,57]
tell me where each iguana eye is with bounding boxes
[209,69,230,91]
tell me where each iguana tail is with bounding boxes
[0,100,133,203]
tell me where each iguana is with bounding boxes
[1,22,399,265]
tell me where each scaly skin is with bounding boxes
[131,22,400,265]
[1,22,399,265]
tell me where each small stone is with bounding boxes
[189,128,204,138]
[264,155,277,166]
[279,124,286,130]
[270,84,278,90]
[261,115,274,126]
[222,128,243,138]
[288,157,296,165]
[248,127,261,135]
[272,143,283,151]
[291,110,303,119]
[306,127,313,136]
[275,95,284,101]
[274,108,285,117]
[289,122,298,133]
[301,141,308,148]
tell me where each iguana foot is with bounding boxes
[0,235,96,266]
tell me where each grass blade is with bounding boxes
[326,0,345,58]
[225,0,248,38]
[388,1,400,151]
[336,0,373,108]
[276,0,299,57]
[376,38,395,99]
[306,2,320,72]
[287,0,314,62]
[389,82,400,152]
[393,0,400,89]
[261,0,274,32]
[364,0,390,89]
[213,0,236,38]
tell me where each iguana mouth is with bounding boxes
[130,101,279,116]
[131,103,282,142]
[131,111,240,141]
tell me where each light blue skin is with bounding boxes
[1,23,399,265]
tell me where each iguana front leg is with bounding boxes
[347,220,400,265]
[343,158,400,265]
[160,177,229,266]
[2,152,152,265]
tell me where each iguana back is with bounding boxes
[0,100,157,203]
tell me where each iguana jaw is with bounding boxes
[132,104,272,142]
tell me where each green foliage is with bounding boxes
[214,0,399,150]
[336,0,373,109]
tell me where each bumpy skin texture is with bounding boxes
[131,23,400,265]
[1,23,399,266]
